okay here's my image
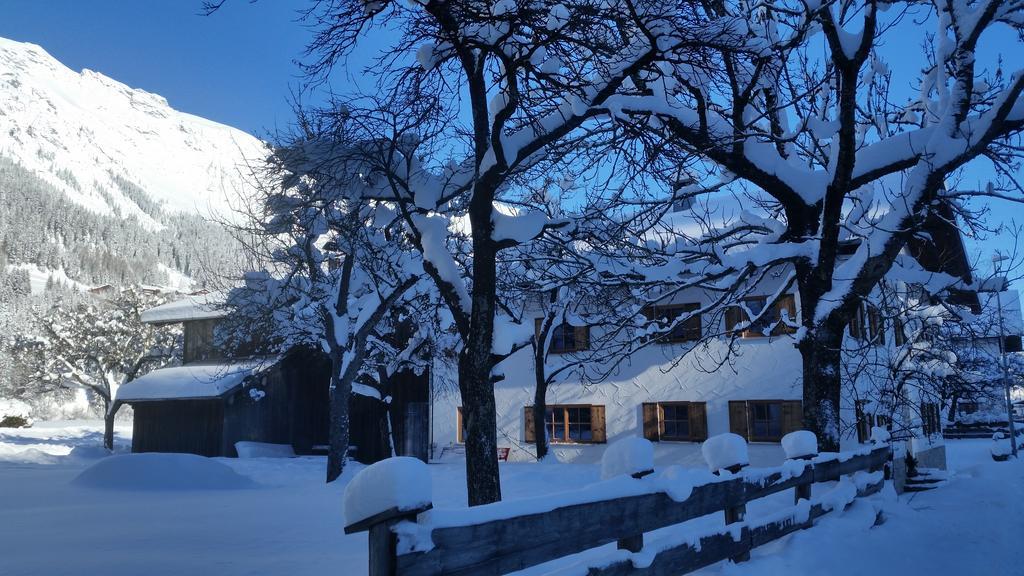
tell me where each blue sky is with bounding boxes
[1,1,1020,280]
[0,0,314,135]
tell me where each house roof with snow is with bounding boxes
[139,291,227,324]
[115,357,276,402]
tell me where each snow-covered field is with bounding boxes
[0,421,1020,576]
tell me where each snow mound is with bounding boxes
[235,441,295,459]
[702,433,749,473]
[67,445,111,460]
[782,430,818,459]
[870,427,891,444]
[601,437,655,479]
[344,457,432,528]
[73,453,255,491]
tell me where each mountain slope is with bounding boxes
[0,37,267,292]
[0,36,266,227]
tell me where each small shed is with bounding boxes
[115,349,331,458]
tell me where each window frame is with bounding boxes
[540,404,605,444]
[642,303,702,343]
[726,295,798,338]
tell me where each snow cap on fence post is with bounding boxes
[701,433,749,474]
[781,430,818,460]
[343,456,432,532]
[601,436,655,479]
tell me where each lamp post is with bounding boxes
[991,253,1018,457]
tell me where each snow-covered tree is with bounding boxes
[17,288,181,449]
[580,0,1024,450]
[225,132,434,482]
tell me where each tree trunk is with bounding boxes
[327,352,352,483]
[533,346,550,461]
[103,399,115,451]
[459,341,502,505]
[458,178,503,506]
[799,323,844,452]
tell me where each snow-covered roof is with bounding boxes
[140,291,227,324]
[115,358,276,402]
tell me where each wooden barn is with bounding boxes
[113,292,432,462]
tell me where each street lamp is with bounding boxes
[991,253,1018,457]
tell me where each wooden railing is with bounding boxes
[346,444,892,576]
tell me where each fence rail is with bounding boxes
[347,444,892,576]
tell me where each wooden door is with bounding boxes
[402,402,430,462]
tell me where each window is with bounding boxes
[850,304,885,345]
[855,400,874,444]
[867,306,885,345]
[921,402,942,437]
[725,295,797,338]
[728,400,802,442]
[751,402,782,440]
[893,316,907,346]
[524,405,606,444]
[535,319,590,354]
[642,303,701,342]
[642,401,708,442]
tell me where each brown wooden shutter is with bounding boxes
[523,406,535,443]
[642,403,660,441]
[728,401,749,439]
[590,405,607,443]
[725,307,743,335]
[574,325,590,351]
[773,295,798,335]
[689,402,708,441]
[781,401,803,436]
[457,407,464,444]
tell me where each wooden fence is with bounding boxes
[346,444,892,576]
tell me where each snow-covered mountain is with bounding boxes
[0,36,267,293]
[0,36,265,227]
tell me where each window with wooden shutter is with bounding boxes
[780,401,803,437]
[730,400,793,442]
[729,401,749,439]
[642,403,660,440]
[642,303,702,343]
[688,402,708,441]
[867,306,885,345]
[893,317,906,346]
[921,402,941,436]
[540,405,605,443]
[771,295,798,336]
[548,323,590,354]
[849,304,866,340]
[590,405,606,443]
[728,296,797,338]
[523,406,535,443]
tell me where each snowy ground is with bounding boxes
[0,422,1020,576]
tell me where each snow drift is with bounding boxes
[73,453,255,491]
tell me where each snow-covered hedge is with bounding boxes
[73,453,254,490]
[701,433,749,473]
[344,457,432,528]
[600,437,654,479]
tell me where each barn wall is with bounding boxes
[222,364,292,457]
[131,400,225,457]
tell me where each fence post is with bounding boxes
[345,506,432,576]
[793,454,816,505]
[615,467,654,553]
[722,462,750,563]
